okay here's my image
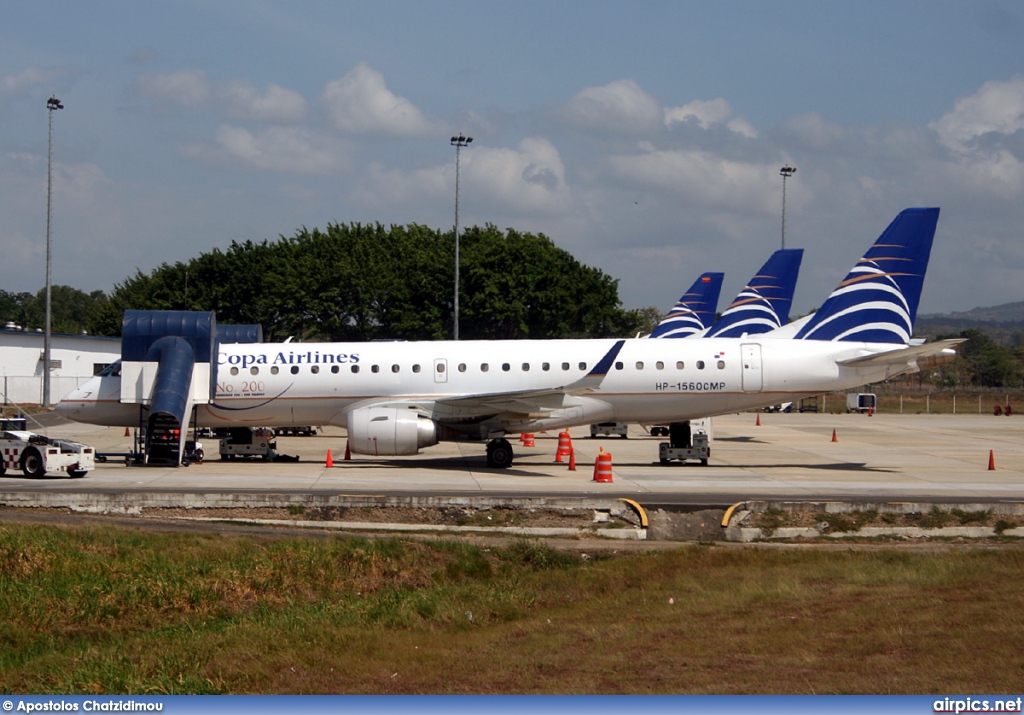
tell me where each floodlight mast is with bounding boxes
[450,134,472,340]
[43,95,64,408]
[780,165,796,250]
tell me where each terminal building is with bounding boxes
[0,322,121,407]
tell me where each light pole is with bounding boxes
[450,134,472,340]
[779,165,796,250]
[43,95,64,408]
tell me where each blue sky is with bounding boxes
[3,0,1024,319]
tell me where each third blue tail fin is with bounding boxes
[795,207,939,343]
[648,272,724,338]
[705,248,803,338]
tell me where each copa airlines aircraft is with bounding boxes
[58,208,960,468]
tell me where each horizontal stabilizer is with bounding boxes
[836,338,965,372]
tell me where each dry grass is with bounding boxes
[2,522,1024,694]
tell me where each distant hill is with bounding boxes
[916,301,1024,345]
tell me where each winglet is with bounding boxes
[565,339,626,391]
[705,248,804,338]
[796,208,939,343]
[648,272,724,338]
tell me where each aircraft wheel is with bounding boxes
[21,448,46,478]
[486,439,514,469]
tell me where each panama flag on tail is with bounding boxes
[795,208,939,344]
[705,248,803,338]
[648,272,724,338]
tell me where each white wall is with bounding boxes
[0,329,121,406]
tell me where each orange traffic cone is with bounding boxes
[325,449,334,468]
[831,429,838,442]
[568,448,576,471]
[523,433,536,447]
[755,413,761,426]
[594,451,614,483]
[555,430,573,462]
[868,407,874,417]
[124,427,131,437]
[344,440,351,460]
[989,450,996,471]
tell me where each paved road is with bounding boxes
[2,412,1021,506]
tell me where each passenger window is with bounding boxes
[542,362,550,371]
[717,360,725,369]
[458,363,467,372]
[615,361,623,370]
[290,366,299,375]
[656,361,664,370]
[522,363,530,372]
[271,366,279,375]
[578,362,587,370]
[250,367,259,375]
[371,365,380,373]
[481,363,489,372]
[636,361,644,370]
[676,361,684,370]
[351,365,359,374]
[413,364,421,373]
[331,365,339,374]
[502,363,511,372]
[436,363,445,373]
[392,364,400,373]
[562,362,570,371]
[310,365,319,375]
[697,361,705,370]
[230,367,239,376]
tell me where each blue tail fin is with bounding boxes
[795,207,939,343]
[648,272,724,338]
[705,248,803,338]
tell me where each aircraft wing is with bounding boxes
[836,338,965,372]
[431,339,626,418]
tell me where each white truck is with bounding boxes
[0,430,95,478]
[219,427,277,460]
[847,393,877,413]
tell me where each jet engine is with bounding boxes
[346,406,438,456]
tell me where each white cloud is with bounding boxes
[468,137,571,215]
[134,72,307,123]
[557,79,663,134]
[784,112,845,149]
[135,70,212,108]
[608,147,783,215]
[182,125,349,174]
[930,76,1024,152]
[220,81,308,123]
[321,62,437,137]
[664,98,733,129]
[0,67,64,99]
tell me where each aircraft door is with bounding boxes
[434,358,448,384]
[741,343,762,392]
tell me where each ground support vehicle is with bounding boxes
[847,393,877,413]
[219,427,278,460]
[0,430,95,478]
[658,419,711,465]
[590,422,629,438]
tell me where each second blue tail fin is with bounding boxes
[705,248,803,338]
[795,207,939,343]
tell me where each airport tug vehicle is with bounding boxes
[0,429,96,478]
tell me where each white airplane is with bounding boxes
[58,207,960,468]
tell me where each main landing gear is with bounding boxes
[486,438,514,469]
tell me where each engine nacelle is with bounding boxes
[346,406,438,456]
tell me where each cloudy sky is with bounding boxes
[2,0,1023,320]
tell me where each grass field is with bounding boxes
[2,521,1024,694]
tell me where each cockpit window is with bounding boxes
[98,360,122,377]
